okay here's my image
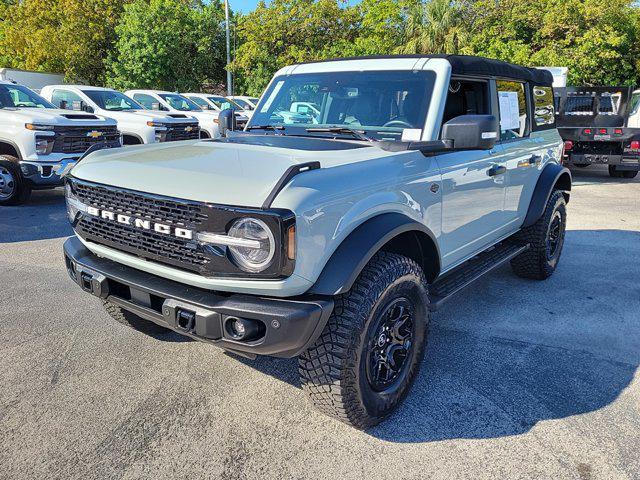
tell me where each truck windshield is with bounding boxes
[84,90,143,111]
[159,94,202,111]
[231,98,252,109]
[247,70,435,141]
[207,96,241,110]
[0,84,55,109]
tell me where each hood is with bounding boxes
[70,135,386,207]
[99,109,197,124]
[6,108,116,126]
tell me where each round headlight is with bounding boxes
[227,218,275,272]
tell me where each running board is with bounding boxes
[429,242,529,310]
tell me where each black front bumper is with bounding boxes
[63,237,333,358]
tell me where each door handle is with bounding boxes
[488,165,506,177]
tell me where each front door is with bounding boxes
[436,78,509,269]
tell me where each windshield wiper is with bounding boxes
[305,127,373,142]
[246,125,286,132]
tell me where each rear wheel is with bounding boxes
[299,252,429,429]
[511,190,567,280]
[0,157,31,206]
[608,165,637,178]
[102,300,173,336]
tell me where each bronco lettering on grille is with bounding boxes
[86,206,193,240]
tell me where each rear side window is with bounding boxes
[496,80,529,140]
[51,89,83,110]
[132,93,158,110]
[532,86,555,128]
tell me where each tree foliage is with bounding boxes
[1,0,129,84]
[106,0,227,91]
[1,0,640,93]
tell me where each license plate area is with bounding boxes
[593,134,611,141]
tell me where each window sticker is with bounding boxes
[260,80,284,113]
[401,128,422,142]
[498,91,520,131]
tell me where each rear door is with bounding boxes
[495,79,545,228]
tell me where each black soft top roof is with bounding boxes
[300,54,554,86]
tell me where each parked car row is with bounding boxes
[0,78,257,205]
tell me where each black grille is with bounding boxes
[52,126,120,153]
[77,215,209,272]
[74,181,208,226]
[73,181,210,274]
[69,179,293,279]
[165,123,200,141]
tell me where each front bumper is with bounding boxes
[63,237,333,358]
[20,158,78,188]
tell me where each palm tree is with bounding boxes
[397,0,470,54]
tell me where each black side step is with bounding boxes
[429,242,529,310]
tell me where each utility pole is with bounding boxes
[224,0,232,96]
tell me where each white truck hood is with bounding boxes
[7,108,116,126]
[70,136,391,207]
[100,109,197,124]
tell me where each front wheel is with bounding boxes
[299,252,430,429]
[511,190,567,280]
[0,158,32,206]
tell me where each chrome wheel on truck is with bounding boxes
[0,157,31,206]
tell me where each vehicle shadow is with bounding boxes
[569,164,639,185]
[235,228,639,442]
[0,188,72,243]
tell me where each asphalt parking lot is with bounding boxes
[1,165,639,480]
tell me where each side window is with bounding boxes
[496,80,529,141]
[532,86,555,128]
[629,92,640,116]
[189,97,209,109]
[133,93,157,110]
[441,79,490,126]
[51,89,83,110]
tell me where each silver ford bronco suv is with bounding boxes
[63,55,571,428]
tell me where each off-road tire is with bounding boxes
[0,157,32,205]
[102,300,173,336]
[299,252,430,429]
[511,190,567,280]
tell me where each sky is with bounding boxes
[229,0,361,14]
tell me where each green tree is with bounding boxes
[0,0,129,84]
[466,0,640,86]
[397,0,470,54]
[230,0,362,95]
[106,0,227,91]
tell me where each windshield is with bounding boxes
[84,90,142,111]
[0,84,55,109]
[248,70,435,141]
[231,98,252,109]
[159,93,202,111]
[208,95,241,110]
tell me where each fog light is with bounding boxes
[224,317,264,341]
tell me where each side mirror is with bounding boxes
[151,102,161,111]
[441,115,498,150]
[218,108,237,137]
[71,100,84,111]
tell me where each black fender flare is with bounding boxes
[523,163,572,228]
[121,132,145,145]
[307,212,440,296]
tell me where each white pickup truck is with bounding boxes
[40,85,200,145]
[125,90,221,139]
[0,80,120,205]
[182,93,250,126]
